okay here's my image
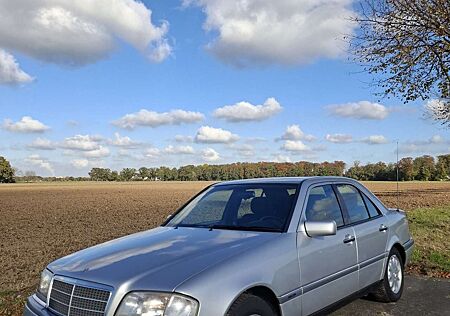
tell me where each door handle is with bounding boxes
[343,234,355,244]
[379,224,388,232]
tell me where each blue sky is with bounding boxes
[0,0,448,176]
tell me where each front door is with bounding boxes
[297,184,358,315]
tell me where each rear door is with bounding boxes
[335,184,389,289]
[297,184,358,315]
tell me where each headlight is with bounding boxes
[116,292,198,316]
[36,269,53,302]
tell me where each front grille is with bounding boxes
[48,279,111,316]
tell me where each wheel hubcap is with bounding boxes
[387,254,402,294]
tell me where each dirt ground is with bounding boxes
[0,180,449,315]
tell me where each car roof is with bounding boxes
[214,176,353,186]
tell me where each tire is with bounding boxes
[227,293,278,316]
[370,247,404,302]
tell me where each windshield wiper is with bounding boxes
[207,224,282,233]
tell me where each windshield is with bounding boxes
[165,183,299,232]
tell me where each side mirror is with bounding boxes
[304,220,337,237]
[166,214,172,220]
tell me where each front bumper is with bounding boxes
[24,295,52,316]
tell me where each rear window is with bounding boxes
[362,193,381,218]
[336,184,370,224]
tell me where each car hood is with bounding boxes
[48,226,278,292]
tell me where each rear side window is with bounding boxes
[305,185,344,227]
[362,193,381,218]
[336,184,369,224]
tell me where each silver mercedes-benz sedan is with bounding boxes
[25,177,414,316]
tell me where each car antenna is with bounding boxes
[396,140,400,211]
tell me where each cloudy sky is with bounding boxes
[0,0,448,176]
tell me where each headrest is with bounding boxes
[251,197,271,216]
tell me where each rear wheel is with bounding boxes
[370,247,404,302]
[227,293,278,316]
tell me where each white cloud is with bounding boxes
[398,135,449,154]
[325,133,353,143]
[214,97,282,122]
[195,126,239,144]
[3,116,49,133]
[272,154,291,163]
[110,132,141,148]
[25,154,54,175]
[174,135,194,143]
[0,0,171,66]
[113,109,204,129]
[279,124,316,141]
[430,135,444,144]
[163,145,195,155]
[281,140,311,152]
[0,49,34,85]
[28,137,56,150]
[202,148,220,162]
[61,134,102,151]
[184,0,356,67]
[83,146,110,158]
[361,135,389,145]
[71,159,89,169]
[327,101,390,120]
[229,144,255,157]
[144,147,161,159]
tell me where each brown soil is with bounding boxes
[0,181,449,315]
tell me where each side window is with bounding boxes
[362,193,381,218]
[336,185,369,223]
[305,185,344,227]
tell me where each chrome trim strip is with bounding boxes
[67,284,75,316]
[359,253,386,269]
[279,265,358,304]
[51,288,72,296]
[49,296,70,308]
[278,288,302,304]
[403,239,414,251]
[70,306,105,313]
[303,265,358,295]
[71,294,109,303]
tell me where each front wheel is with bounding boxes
[227,293,278,316]
[370,247,404,302]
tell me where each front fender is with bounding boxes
[174,233,300,316]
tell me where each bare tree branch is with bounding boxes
[351,0,450,126]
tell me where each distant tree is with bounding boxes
[109,170,119,181]
[0,156,15,183]
[435,154,450,180]
[352,0,450,126]
[398,157,414,181]
[413,155,435,180]
[89,168,112,181]
[138,167,150,180]
[120,168,136,181]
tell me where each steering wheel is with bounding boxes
[256,216,283,226]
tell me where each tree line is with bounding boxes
[347,155,450,181]
[87,154,450,182]
[1,154,449,183]
[88,161,347,181]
